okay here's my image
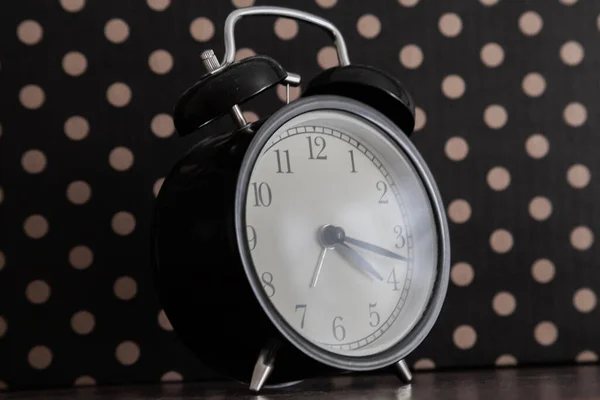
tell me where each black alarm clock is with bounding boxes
[152,6,450,393]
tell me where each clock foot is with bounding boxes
[394,359,412,384]
[249,340,279,393]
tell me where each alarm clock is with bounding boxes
[152,6,450,392]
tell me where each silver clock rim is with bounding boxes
[235,95,450,371]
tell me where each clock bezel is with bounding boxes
[235,95,450,371]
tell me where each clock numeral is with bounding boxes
[295,304,307,329]
[376,180,389,204]
[274,149,292,174]
[387,267,400,291]
[348,150,358,173]
[307,136,327,160]
[369,302,380,327]
[247,225,257,250]
[261,272,275,297]
[394,225,406,249]
[332,316,346,341]
[251,182,272,207]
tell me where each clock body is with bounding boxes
[151,95,449,384]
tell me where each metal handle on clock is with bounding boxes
[217,6,351,74]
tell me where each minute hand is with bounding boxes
[344,236,409,262]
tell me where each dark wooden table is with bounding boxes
[4,366,600,399]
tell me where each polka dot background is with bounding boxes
[1,0,599,391]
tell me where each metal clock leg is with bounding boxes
[249,340,280,392]
[394,359,413,384]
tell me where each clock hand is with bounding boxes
[335,242,384,281]
[319,224,383,282]
[343,236,408,262]
[310,247,328,288]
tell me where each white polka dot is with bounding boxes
[522,73,546,97]
[151,114,174,138]
[147,0,170,11]
[71,310,95,335]
[495,354,517,366]
[26,280,51,304]
[67,181,92,205]
[317,46,339,69]
[22,149,47,174]
[574,288,597,313]
[357,14,381,39]
[17,20,43,45]
[487,166,511,191]
[107,82,132,107]
[484,104,507,129]
[445,137,469,161]
[60,0,85,12]
[570,226,594,251]
[441,75,465,99]
[451,262,474,287]
[158,309,173,331]
[69,245,93,270]
[528,196,552,221]
[112,211,136,236]
[531,259,555,284]
[480,42,504,68]
[492,291,516,316]
[413,358,435,370]
[235,47,256,61]
[114,276,137,300]
[560,41,584,66]
[64,116,89,141]
[149,49,173,74]
[453,325,477,349]
[563,102,587,127]
[276,84,301,103]
[525,134,549,159]
[104,19,129,43]
[74,376,96,387]
[439,13,462,37]
[161,371,183,382]
[116,341,140,366]
[24,215,49,239]
[19,85,45,109]
[232,0,255,7]
[274,18,298,40]
[62,51,87,76]
[567,164,591,189]
[243,111,259,123]
[414,107,426,131]
[534,321,558,346]
[399,44,423,69]
[109,146,134,171]
[576,350,598,363]
[398,0,419,6]
[0,316,7,338]
[559,0,578,4]
[153,178,165,198]
[490,229,513,254]
[519,11,543,36]
[190,17,214,42]
[28,346,53,369]
[316,0,337,8]
[448,199,471,224]
[0,251,5,271]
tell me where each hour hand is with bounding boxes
[335,242,383,281]
[344,236,408,262]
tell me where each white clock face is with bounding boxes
[244,109,438,357]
